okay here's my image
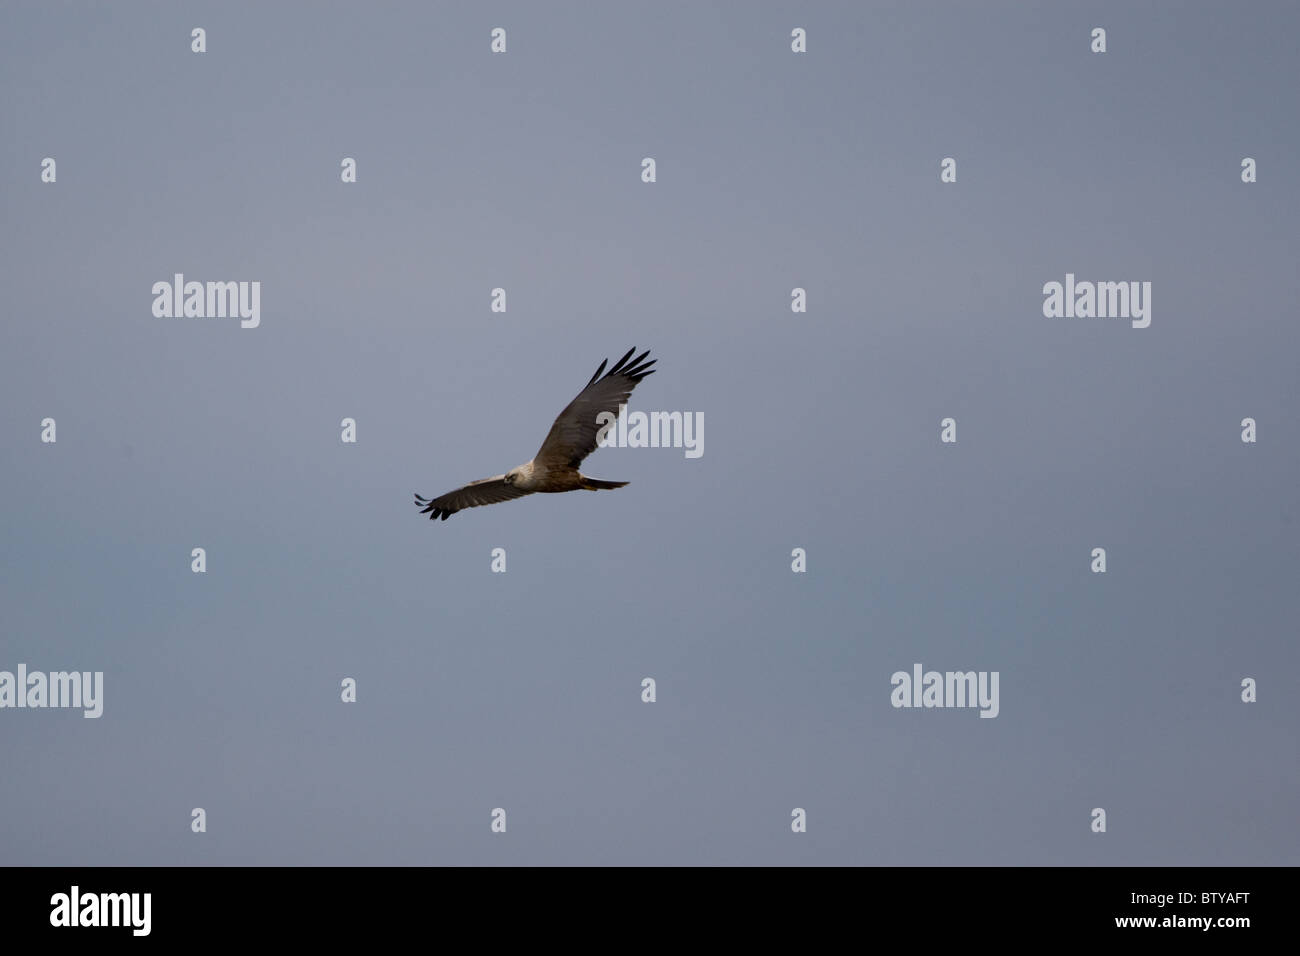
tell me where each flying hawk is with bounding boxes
[414,347,656,521]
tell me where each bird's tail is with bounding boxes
[581,477,629,491]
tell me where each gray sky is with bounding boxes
[1,1,1297,865]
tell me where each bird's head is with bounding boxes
[504,462,532,487]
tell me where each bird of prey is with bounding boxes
[414,347,656,521]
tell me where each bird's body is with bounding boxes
[414,347,655,521]
[506,460,625,494]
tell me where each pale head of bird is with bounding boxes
[504,462,533,486]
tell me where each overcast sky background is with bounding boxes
[2,1,1297,865]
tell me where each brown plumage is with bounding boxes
[414,348,656,521]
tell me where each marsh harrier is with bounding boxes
[414,347,656,521]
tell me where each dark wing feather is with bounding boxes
[413,475,531,521]
[534,348,656,469]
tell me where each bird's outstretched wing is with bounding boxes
[414,475,532,521]
[533,347,656,470]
